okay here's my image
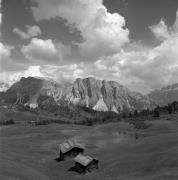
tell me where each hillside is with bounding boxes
[148,83,178,106]
[0,116,178,180]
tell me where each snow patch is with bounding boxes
[93,97,108,112]
[111,105,118,114]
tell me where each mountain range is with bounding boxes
[0,77,156,113]
[148,83,178,106]
[1,76,177,113]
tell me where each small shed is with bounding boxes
[73,154,99,174]
[58,139,84,161]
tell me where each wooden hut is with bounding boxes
[58,139,84,161]
[73,154,99,174]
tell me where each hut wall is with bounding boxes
[75,162,86,174]
[86,160,99,172]
[62,147,84,160]
[59,151,65,161]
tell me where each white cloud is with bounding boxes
[94,59,107,70]
[26,25,41,37]
[150,11,178,41]
[13,25,41,39]
[6,9,178,94]
[0,42,11,58]
[86,11,178,93]
[150,20,170,40]
[21,38,69,64]
[0,64,84,86]
[32,0,129,58]
[0,66,45,87]
[1,1,178,95]
[40,64,84,82]
[13,28,30,39]
[23,65,44,78]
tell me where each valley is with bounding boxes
[0,105,178,180]
[1,77,178,180]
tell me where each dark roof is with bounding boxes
[59,139,84,154]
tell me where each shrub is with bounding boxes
[34,119,66,126]
[0,119,15,126]
[153,108,160,118]
[129,118,151,129]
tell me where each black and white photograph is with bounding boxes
[0,0,178,179]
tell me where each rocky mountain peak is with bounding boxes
[148,83,178,106]
[0,76,155,113]
[70,77,155,112]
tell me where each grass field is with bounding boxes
[0,108,178,180]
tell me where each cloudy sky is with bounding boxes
[0,0,178,93]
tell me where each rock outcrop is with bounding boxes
[148,83,178,106]
[0,76,155,113]
[68,77,155,112]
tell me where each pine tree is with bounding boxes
[134,110,138,117]
[153,108,160,117]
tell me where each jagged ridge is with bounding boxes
[148,83,178,106]
[0,77,155,113]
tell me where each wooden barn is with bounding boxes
[58,140,84,161]
[73,154,99,174]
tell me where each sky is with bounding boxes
[0,0,178,93]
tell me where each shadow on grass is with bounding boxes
[68,166,85,174]
[54,157,63,162]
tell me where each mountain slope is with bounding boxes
[67,77,155,112]
[148,83,178,106]
[1,77,72,107]
[0,77,155,113]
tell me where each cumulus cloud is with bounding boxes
[0,66,45,87]
[0,42,11,58]
[0,64,84,87]
[21,38,70,64]
[150,11,178,41]
[22,38,58,61]
[86,10,178,93]
[1,1,178,95]
[13,25,41,39]
[13,28,30,39]
[40,64,84,82]
[32,0,129,58]
[150,20,170,40]
[26,25,41,37]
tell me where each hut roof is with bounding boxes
[59,139,83,154]
[74,154,94,167]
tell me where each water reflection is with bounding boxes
[72,130,149,150]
